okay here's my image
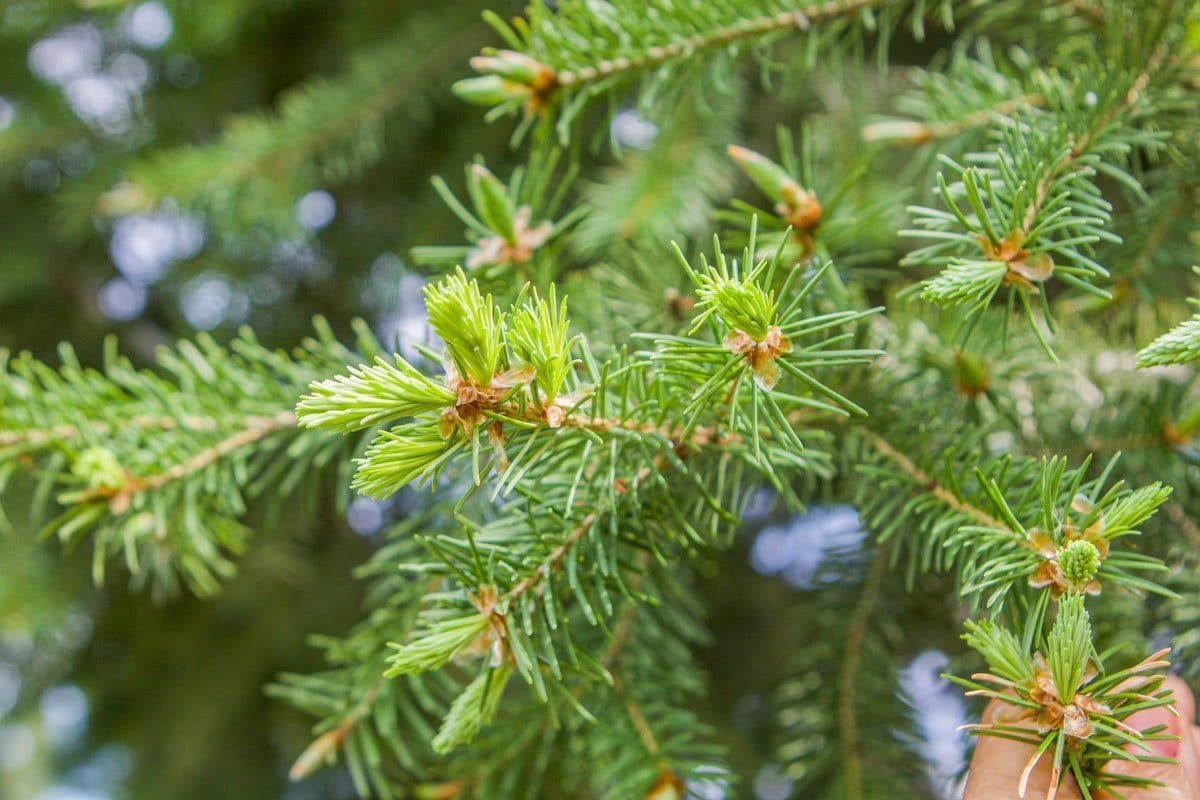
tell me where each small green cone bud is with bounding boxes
[1172,402,1200,441]
[469,164,517,244]
[452,75,532,107]
[952,350,990,396]
[1058,540,1101,588]
[727,144,799,205]
[644,771,687,800]
[860,119,932,144]
[706,280,774,341]
[469,50,554,90]
[72,447,125,490]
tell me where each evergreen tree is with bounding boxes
[2,1,1199,798]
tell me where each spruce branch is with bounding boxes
[293,227,880,758]
[904,36,1176,357]
[954,596,1176,800]
[321,493,728,791]
[573,89,742,256]
[8,1,1199,796]
[862,47,1048,146]
[856,425,1007,529]
[1138,284,1200,367]
[941,448,1180,797]
[62,409,298,514]
[646,235,881,458]
[976,465,1166,605]
[305,239,873,504]
[0,320,367,596]
[297,357,458,433]
[851,413,1174,606]
[950,464,1174,608]
[455,0,950,132]
[836,544,889,800]
[413,156,585,280]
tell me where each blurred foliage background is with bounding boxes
[0,2,973,798]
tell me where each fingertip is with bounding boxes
[1163,675,1196,725]
[1121,676,1196,760]
[1169,721,1200,793]
[980,697,1007,725]
[965,711,1068,800]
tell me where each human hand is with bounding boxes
[964,675,1200,799]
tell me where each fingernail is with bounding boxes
[1126,706,1181,758]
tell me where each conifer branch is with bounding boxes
[1062,0,1105,26]
[616,675,665,761]
[503,512,598,603]
[905,25,1178,356]
[1138,305,1200,367]
[857,426,1006,529]
[1018,52,1161,235]
[299,240,872,762]
[86,411,297,513]
[455,0,945,130]
[862,92,1045,145]
[0,414,219,449]
[541,0,880,90]
[0,321,369,596]
[7,1,1199,796]
[1165,502,1200,552]
[837,544,889,800]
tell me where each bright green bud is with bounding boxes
[452,75,532,107]
[384,611,493,676]
[72,447,125,490]
[469,50,553,89]
[430,662,513,754]
[509,286,576,404]
[727,144,799,205]
[469,164,516,243]
[424,268,506,388]
[353,423,459,497]
[699,278,776,341]
[1058,540,1102,588]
